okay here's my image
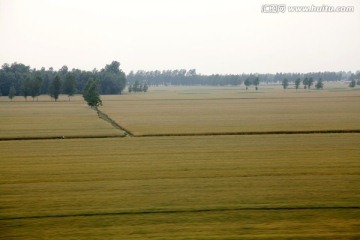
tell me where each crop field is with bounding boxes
[0,85,360,239]
[1,134,359,239]
[0,97,123,139]
[100,86,360,135]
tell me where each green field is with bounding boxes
[1,85,360,239]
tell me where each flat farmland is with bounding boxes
[1,134,359,239]
[100,86,360,135]
[1,86,360,239]
[0,97,123,139]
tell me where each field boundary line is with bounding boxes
[136,129,360,137]
[102,95,360,102]
[1,129,360,141]
[1,206,359,221]
[0,134,124,142]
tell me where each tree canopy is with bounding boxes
[0,61,126,98]
[126,69,352,87]
[83,79,102,108]
[49,75,62,101]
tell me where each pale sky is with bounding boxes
[0,0,359,74]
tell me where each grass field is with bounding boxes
[0,97,123,138]
[1,85,359,239]
[100,86,360,135]
[1,134,359,239]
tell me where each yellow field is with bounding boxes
[1,135,359,239]
[1,85,359,239]
[0,96,123,138]
[100,86,360,135]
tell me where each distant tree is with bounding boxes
[100,61,127,94]
[49,75,62,101]
[349,80,356,88]
[21,77,31,101]
[315,78,324,90]
[282,78,289,90]
[83,79,102,108]
[128,80,149,93]
[8,85,16,101]
[244,78,251,91]
[253,77,260,90]
[0,89,2,96]
[303,78,309,90]
[30,76,42,101]
[295,78,301,90]
[143,82,149,92]
[63,73,76,101]
[357,79,360,85]
[133,80,141,92]
[307,77,314,90]
[104,61,120,73]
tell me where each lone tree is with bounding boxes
[49,75,62,101]
[349,79,356,88]
[295,78,301,91]
[244,78,251,91]
[315,78,324,90]
[83,79,102,108]
[8,85,16,101]
[282,78,289,90]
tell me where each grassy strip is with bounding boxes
[96,107,134,136]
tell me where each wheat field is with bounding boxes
[100,86,360,135]
[1,134,359,239]
[1,85,359,239]
[0,97,123,139]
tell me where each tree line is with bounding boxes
[2,63,359,100]
[281,77,326,90]
[127,69,359,87]
[0,61,126,100]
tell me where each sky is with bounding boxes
[0,0,359,74]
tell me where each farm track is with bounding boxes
[2,206,359,221]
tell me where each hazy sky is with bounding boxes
[0,0,359,74]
